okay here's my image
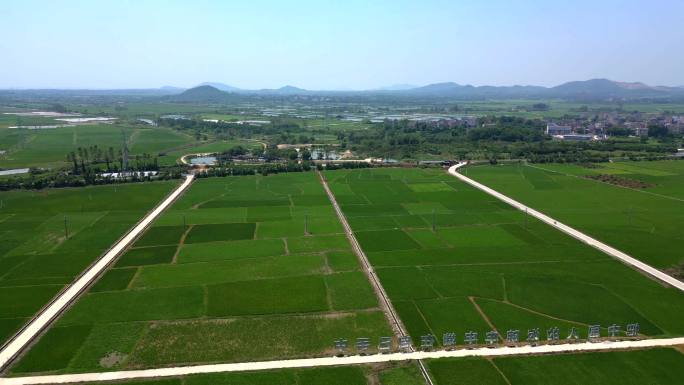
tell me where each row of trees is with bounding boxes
[66,146,118,174]
[0,168,183,191]
[66,146,159,175]
[604,124,676,139]
[195,159,373,179]
[195,161,314,178]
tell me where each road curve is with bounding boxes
[3,337,683,385]
[179,153,214,165]
[448,162,684,292]
[0,175,195,371]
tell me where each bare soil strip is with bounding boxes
[527,163,684,203]
[583,174,654,189]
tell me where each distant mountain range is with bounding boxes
[197,82,241,92]
[192,82,308,95]
[164,79,684,101]
[376,84,418,91]
[391,79,684,99]
[4,79,684,101]
[169,85,233,102]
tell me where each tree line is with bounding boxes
[0,167,183,191]
[66,145,159,175]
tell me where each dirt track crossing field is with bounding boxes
[318,170,434,385]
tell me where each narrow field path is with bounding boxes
[468,297,498,332]
[317,170,435,385]
[0,175,195,371]
[448,163,684,292]
[171,224,193,264]
[317,171,406,337]
[3,337,683,385]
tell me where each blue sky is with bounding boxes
[1,0,683,89]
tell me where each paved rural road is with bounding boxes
[448,162,684,292]
[0,175,195,371]
[179,139,267,164]
[3,337,684,385]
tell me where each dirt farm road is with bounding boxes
[317,171,434,385]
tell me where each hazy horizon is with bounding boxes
[2,0,683,90]
[2,78,682,92]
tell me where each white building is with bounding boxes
[546,123,572,135]
[634,126,649,136]
[100,171,158,179]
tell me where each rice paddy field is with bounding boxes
[0,125,194,169]
[466,160,684,269]
[68,103,217,117]
[5,165,684,383]
[326,167,684,344]
[7,171,390,375]
[427,347,684,385]
[0,181,176,344]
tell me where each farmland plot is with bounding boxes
[9,172,389,375]
[467,161,684,268]
[0,181,175,344]
[327,168,684,345]
[428,348,684,385]
[0,125,193,169]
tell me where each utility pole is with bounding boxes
[121,129,129,172]
[64,216,69,239]
[304,213,309,235]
